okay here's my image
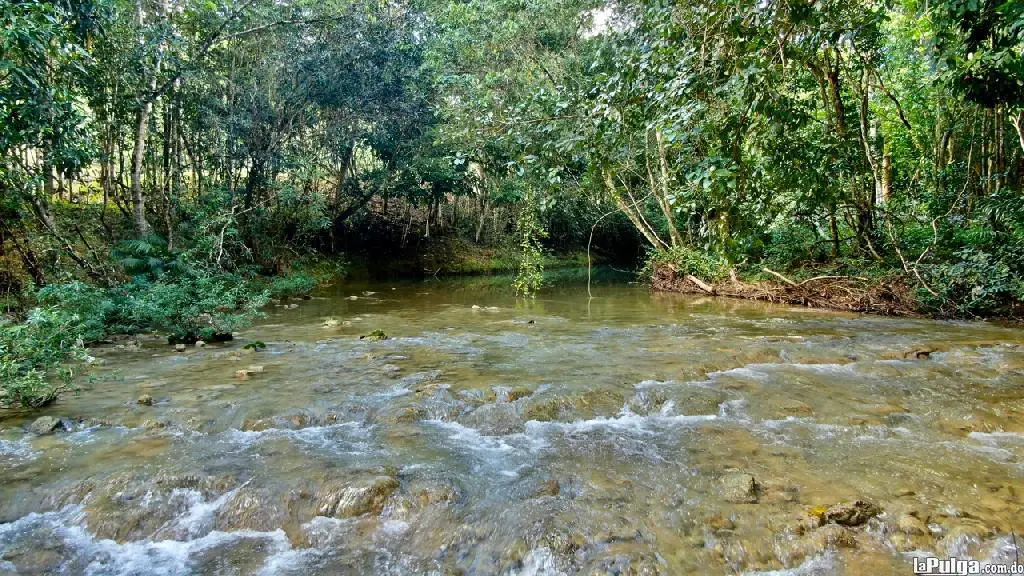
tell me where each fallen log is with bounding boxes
[686,274,716,295]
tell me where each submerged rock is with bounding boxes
[705,514,734,532]
[506,386,533,402]
[460,402,523,436]
[235,365,264,379]
[799,524,857,553]
[534,478,561,498]
[897,512,929,535]
[315,475,399,518]
[382,406,427,424]
[720,472,759,504]
[29,416,63,435]
[216,485,290,532]
[360,329,389,342]
[522,389,625,422]
[936,521,992,557]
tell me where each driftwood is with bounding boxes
[652,264,917,316]
[686,274,716,295]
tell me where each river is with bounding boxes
[1,272,1022,575]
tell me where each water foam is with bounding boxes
[221,421,373,455]
[0,506,298,576]
[514,547,566,576]
[742,552,838,575]
[0,437,39,463]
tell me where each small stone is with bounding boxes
[720,472,759,503]
[142,419,167,430]
[247,365,264,373]
[822,500,880,527]
[897,513,929,535]
[174,343,186,352]
[706,514,735,532]
[535,479,560,497]
[29,416,63,435]
[194,340,206,348]
[137,394,154,406]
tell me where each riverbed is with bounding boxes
[1,273,1023,575]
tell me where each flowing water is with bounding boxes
[2,271,1024,575]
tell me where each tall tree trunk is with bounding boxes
[131,105,153,236]
[603,169,666,249]
[654,131,684,247]
[1011,110,1024,155]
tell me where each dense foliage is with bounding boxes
[1,0,1022,407]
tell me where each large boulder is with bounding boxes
[29,416,63,435]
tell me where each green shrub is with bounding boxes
[111,234,183,279]
[0,307,86,408]
[123,271,270,343]
[642,246,730,281]
[921,248,1024,316]
[36,281,118,343]
[268,273,319,300]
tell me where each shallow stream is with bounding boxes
[2,273,1023,575]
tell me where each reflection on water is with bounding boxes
[1,270,1023,575]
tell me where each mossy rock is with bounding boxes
[506,387,533,402]
[360,329,389,342]
[522,389,625,422]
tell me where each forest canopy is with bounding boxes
[1,0,1023,403]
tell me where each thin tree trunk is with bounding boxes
[654,131,683,247]
[603,169,665,249]
[1011,110,1024,155]
[131,105,153,236]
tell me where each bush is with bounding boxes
[36,281,117,343]
[921,248,1024,316]
[642,246,730,281]
[0,307,86,408]
[123,271,270,343]
[267,272,319,300]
